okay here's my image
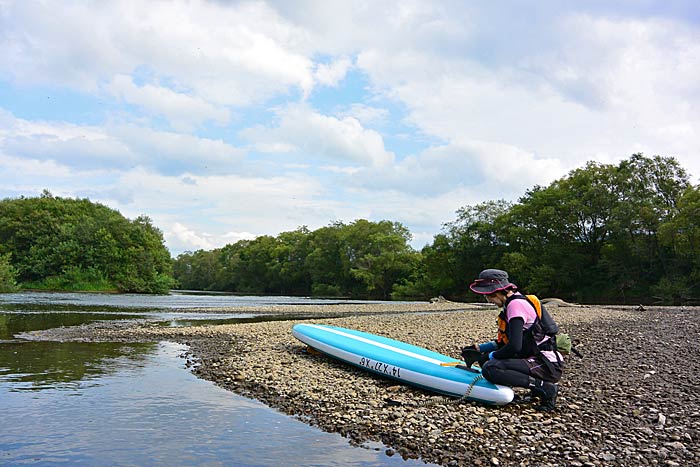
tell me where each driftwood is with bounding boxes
[429,295,450,303]
[540,297,581,307]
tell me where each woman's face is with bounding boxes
[485,291,506,307]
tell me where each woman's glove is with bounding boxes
[460,347,483,366]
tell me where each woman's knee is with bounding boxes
[481,359,530,387]
[480,360,503,382]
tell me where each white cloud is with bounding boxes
[99,168,335,254]
[222,230,257,242]
[109,125,244,175]
[1,114,132,169]
[0,152,78,183]
[350,140,563,201]
[106,74,230,130]
[241,104,395,167]
[0,111,244,175]
[314,57,352,87]
[349,13,700,184]
[0,1,317,105]
[340,104,390,126]
[168,223,256,253]
[169,222,218,251]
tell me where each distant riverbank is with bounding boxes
[29,301,700,466]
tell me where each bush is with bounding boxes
[311,283,343,297]
[0,254,18,293]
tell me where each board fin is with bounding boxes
[305,346,322,355]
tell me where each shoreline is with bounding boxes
[27,302,699,466]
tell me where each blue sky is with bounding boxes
[1,1,699,256]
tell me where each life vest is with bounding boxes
[496,294,557,357]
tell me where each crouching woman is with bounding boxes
[463,269,564,411]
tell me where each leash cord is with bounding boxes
[405,374,485,408]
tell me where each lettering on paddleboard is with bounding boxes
[358,357,401,378]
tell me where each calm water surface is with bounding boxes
[0,292,433,467]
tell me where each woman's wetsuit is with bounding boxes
[480,296,563,387]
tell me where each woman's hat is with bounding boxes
[469,269,516,295]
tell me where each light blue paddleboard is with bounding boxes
[292,323,514,405]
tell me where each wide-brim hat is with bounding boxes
[469,268,516,295]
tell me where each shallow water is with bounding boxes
[0,292,432,467]
[0,290,389,310]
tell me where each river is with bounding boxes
[0,291,432,467]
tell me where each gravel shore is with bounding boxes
[30,302,699,466]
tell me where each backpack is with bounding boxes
[519,294,581,357]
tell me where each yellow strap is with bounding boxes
[526,294,543,319]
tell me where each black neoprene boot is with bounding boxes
[528,377,558,412]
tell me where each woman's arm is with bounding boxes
[490,317,524,359]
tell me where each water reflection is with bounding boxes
[0,340,154,391]
[0,292,436,466]
[1,341,431,466]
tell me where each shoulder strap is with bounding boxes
[505,294,542,319]
[525,294,543,319]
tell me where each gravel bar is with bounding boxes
[27,302,700,466]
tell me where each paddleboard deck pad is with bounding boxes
[292,323,514,405]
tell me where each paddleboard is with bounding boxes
[292,323,514,405]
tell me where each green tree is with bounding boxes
[0,193,175,293]
[273,227,312,295]
[173,250,220,291]
[305,224,347,296]
[403,200,511,300]
[340,220,418,299]
[0,253,18,292]
[606,154,690,298]
[505,162,622,299]
[656,185,700,303]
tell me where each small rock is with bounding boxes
[490,457,499,465]
[665,441,685,450]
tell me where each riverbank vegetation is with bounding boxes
[1,154,699,303]
[0,191,175,294]
[173,219,417,300]
[174,154,700,304]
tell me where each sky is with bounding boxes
[1,1,699,256]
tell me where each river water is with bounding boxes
[0,292,432,467]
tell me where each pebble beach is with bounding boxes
[31,301,699,466]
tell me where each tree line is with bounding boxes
[174,154,700,304]
[399,153,698,304]
[1,154,699,303]
[0,191,175,293]
[173,219,418,299]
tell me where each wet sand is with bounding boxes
[30,301,700,466]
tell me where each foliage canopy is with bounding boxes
[0,192,175,293]
[174,220,419,299]
[399,154,698,304]
[2,154,698,304]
